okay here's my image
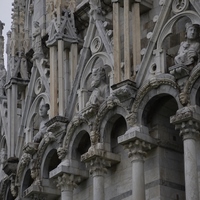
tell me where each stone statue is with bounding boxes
[32,21,44,59]
[174,22,200,67]
[86,66,109,106]
[0,64,6,96]
[33,103,50,143]
[19,52,29,80]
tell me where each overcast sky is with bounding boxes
[0,0,13,68]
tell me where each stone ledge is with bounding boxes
[81,147,121,165]
[118,126,157,147]
[23,184,60,198]
[49,165,88,179]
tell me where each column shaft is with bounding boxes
[58,40,64,116]
[61,189,73,200]
[113,0,121,83]
[124,0,131,79]
[184,138,199,200]
[132,159,145,200]
[93,175,104,200]
[50,46,58,118]
[132,2,141,76]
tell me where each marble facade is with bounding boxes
[0,0,200,200]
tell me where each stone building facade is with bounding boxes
[0,0,200,199]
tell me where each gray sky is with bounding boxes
[0,0,13,68]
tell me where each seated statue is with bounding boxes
[33,103,50,143]
[86,66,109,106]
[174,22,200,67]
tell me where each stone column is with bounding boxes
[81,147,120,200]
[132,1,141,76]
[49,46,58,118]
[171,107,200,200]
[56,173,79,200]
[88,157,107,200]
[124,0,131,79]
[118,126,156,200]
[112,0,121,83]
[58,40,64,116]
[126,140,150,200]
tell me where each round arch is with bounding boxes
[157,10,200,49]
[99,106,128,151]
[40,142,60,179]
[131,83,181,126]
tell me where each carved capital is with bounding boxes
[124,140,151,162]
[171,106,200,140]
[177,120,200,140]
[86,157,110,176]
[118,126,156,162]
[56,173,81,192]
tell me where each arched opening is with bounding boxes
[22,169,34,195]
[5,187,14,200]
[103,114,127,153]
[142,95,185,199]
[110,115,127,154]
[43,149,61,179]
[72,131,91,165]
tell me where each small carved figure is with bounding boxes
[57,146,67,160]
[0,64,6,96]
[19,52,29,80]
[175,22,200,67]
[33,103,50,143]
[86,66,109,106]
[32,21,44,59]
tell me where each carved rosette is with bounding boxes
[172,0,189,14]
[56,173,81,192]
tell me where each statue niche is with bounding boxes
[169,22,200,79]
[33,103,50,143]
[86,66,110,107]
